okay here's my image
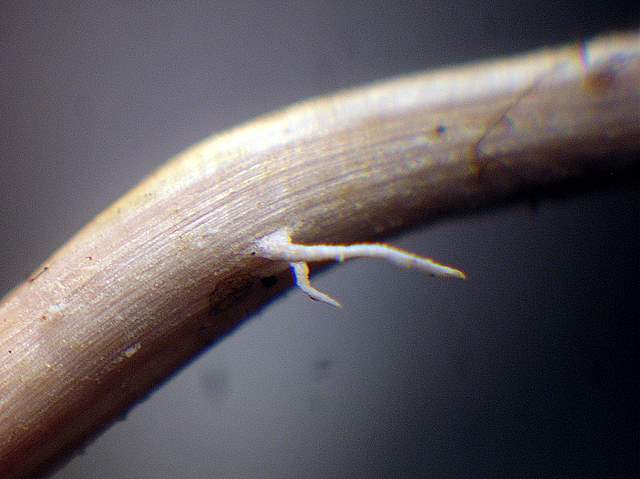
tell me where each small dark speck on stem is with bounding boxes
[28,266,49,283]
[260,276,278,288]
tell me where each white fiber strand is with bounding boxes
[291,262,342,308]
[254,229,465,307]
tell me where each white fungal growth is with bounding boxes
[290,261,342,308]
[254,229,466,308]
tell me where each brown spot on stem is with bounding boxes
[28,266,49,283]
[583,63,618,94]
[209,277,254,316]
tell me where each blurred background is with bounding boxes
[1,1,638,477]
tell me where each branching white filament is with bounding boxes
[290,261,342,308]
[254,229,466,308]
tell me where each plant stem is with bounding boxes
[1,31,638,478]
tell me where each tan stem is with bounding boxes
[1,31,639,478]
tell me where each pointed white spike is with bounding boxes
[291,261,342,308]
[254,228,466,307]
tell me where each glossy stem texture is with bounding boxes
[1,32,639,478]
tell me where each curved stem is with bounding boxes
[1,31,639,478]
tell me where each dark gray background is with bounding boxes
[1,1,638,478]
